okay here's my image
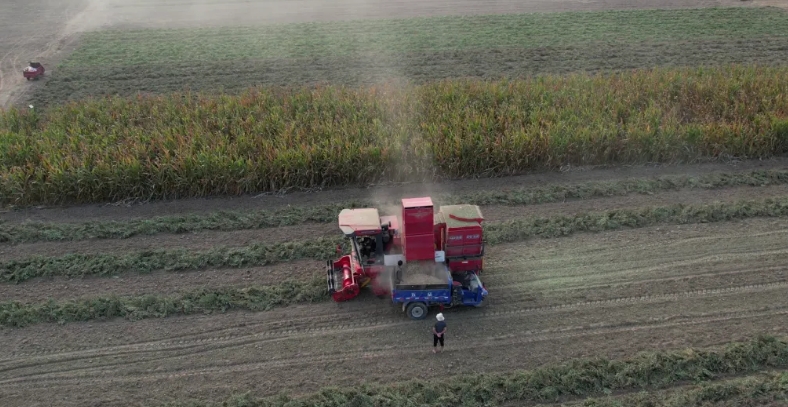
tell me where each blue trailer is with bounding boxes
[390,259,488,320]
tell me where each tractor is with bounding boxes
[23,62,45,80]
[326,197,487,319]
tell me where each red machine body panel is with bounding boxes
[403,234,434,261]
[444,225,483,255]
[448,258,483,272]
[433,212,446,251]
[329,255,360,301]
[439,204,484,259]
[401,197,434,236]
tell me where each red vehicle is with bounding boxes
[326,196,486,314]
[23,62,44,80]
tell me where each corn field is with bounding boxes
[2,64,788,206]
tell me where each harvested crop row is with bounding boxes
[3,65,788,206]
[3,197,788,284]
[3,169,788,243]
[0,277,326,328]
[156,336,788,407]
[0,237,344,284]
[564,372,788,407]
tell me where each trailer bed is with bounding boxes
[395,261,450,290]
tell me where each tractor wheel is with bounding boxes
[405,302,428,320]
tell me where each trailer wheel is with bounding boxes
[405,302,428,320]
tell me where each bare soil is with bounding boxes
[1,218,787,407]
[0,0,99,108]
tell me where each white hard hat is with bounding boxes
[436,313,444,321]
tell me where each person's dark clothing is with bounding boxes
[433,321,447,348]
[433,334,444,347]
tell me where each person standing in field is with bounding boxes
[433,313,447,353]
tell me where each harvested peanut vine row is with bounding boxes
[2,168,787,243]
[2,65,788,207]
[3,197,788,284]
[565,372,788,407]
[0,277,327,327]
[158,336,788,407]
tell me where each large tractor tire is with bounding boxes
[405,302,428,320]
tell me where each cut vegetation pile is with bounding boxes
[3,65,788,206]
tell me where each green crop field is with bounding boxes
[29,7,788,106]
[5,65,788,207]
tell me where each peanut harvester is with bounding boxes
[326,197,488,319]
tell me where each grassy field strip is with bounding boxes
[152,336,788,407]
[40,38,788,106]
[5,65,788,206]
[3,197,788,284]
[2,169,787,244]
[61,8,788,65]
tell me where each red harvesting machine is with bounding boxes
[326,196,486,305]
[23,62,44,80]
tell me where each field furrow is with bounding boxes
[3,213,788,406]
[4,1,788,406]
[3,182,787,262]
[1,292,786,406]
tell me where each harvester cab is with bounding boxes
[326,196,488,319]
[327,207,400,301]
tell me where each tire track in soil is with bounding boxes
[485,248,788,290]
[2,304,786,389]
[1,279,786,379]
[75,0,754,30]
[5,312,783,407]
